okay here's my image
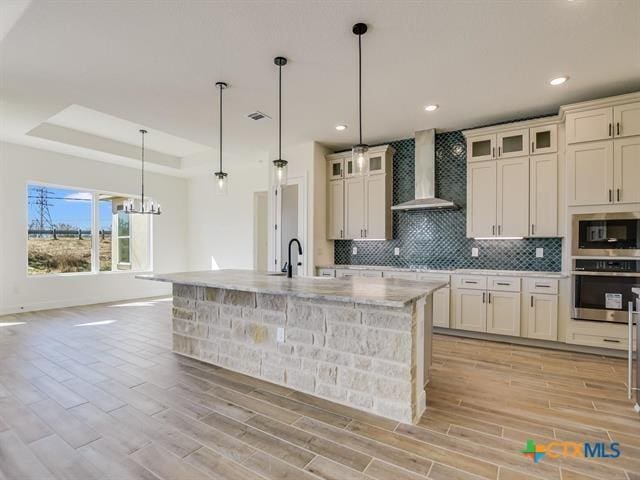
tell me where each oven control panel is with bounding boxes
[574,259,640,273]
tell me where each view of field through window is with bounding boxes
[27,185,149,275]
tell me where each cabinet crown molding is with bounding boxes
[326,144,395,160]
[559,91,640,120]
[463,117,560,138]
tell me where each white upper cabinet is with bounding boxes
[613,137,640,204]
[566,107,613,144]
[567,140,614,206]
[497,157,529,237]
[364,174,388,239]
[467,134,496,162]
[467,161,497,238]
[344,176,365,239]
[529,154,558,237]
[613,101,640,138]
[529,124,557,155]
[367,152,386,175]
[497,128,529,159]
[327,180,344,239]
[328,157,344,181]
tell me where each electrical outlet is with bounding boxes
[394,247,400,256]
[536,248,544,258]
[352,246,358,255]
[276,327,285,343]
[471,247,479,257]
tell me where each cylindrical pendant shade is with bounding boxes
[352,144,368,175]
[272,159,288,187]
[214,172,228,196]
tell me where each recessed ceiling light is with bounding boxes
[424,105,439,112]
[335,124,347,131]
[549,76,569,86]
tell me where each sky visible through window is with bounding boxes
[27,185,112,230]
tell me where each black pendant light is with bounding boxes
[214,81,229,195]
[272,56,288,186]
[352,22,369,175]
[124,129,161,215]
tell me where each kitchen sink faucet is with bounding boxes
[287,238,302,278]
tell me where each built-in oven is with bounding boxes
[572,259,640,323]
[572,212,640,257]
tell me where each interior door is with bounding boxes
[327,180,344,239]
[497,157,529,237]
[527,294,558,341]
[614,101,640,138]
[566,107,613,144]
[364,174,386,239]
[467,161,497,237]
[344,176,364,239]
[453,288,486,332]
[529,153,557,237]
[486,291,521,336]
[567,140,614,206]
[613,137,640,204]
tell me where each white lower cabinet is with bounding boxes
[486,291,521,336]
[453,288,487,332]
[432,287,450,328]
[526,293,558,341]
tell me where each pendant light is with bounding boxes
[352,22,369,175]
[214,81,229,195]
[124,129,161,215]
[271,56,288,187]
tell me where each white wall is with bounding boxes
[187,161,269,271]
[0,141,189,314]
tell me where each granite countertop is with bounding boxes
[138,269,447,308]
[318,265,567,279]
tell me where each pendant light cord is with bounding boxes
[278,63,282,160]
[141,129,145,209]
[219,83,223,173]
[358,32,362,146]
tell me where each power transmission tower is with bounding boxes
[29,187,54,237]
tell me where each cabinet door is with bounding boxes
[344,177,364,239]
[526,294,558,341]
[364,174,386,239]
[344,157,356,178]
[566,107,613,144]
[614,101,640,138]
[497,157,529,237]
[529,154,557,237]
[486,291,520,336]
[327,180,344,239]
[467,134,496,162]
[497,128,529,159]
[566,140,614,206]
[433,287,450,328]
[328,158,344,180]
[530,124,557,155]
[367,152,385,175]
[613,137,640,204]
[467,161,497,237]
[453,288,486,332]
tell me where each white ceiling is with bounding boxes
[1,0,639,175]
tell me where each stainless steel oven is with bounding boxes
[572,259,640,323]
[572,212,640,257]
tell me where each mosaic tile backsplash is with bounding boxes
[334,131,563,271]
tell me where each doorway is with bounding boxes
[270,174,307,275]
[253,191,268,272]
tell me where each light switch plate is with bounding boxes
[276,327,285,343]
[394,247,400,256]
[471,247,479,257]
[352,246,358,255]
[536,248,544,258]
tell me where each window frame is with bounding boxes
[26,181,154,277]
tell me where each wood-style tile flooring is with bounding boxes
[0,298,638,480]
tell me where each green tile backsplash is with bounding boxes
[334,131,563,271]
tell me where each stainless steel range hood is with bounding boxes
[391,129,456,211]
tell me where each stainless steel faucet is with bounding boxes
[287,238,302,278]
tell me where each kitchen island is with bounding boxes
[138,270,446,423]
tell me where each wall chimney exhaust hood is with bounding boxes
[391,129,456,211]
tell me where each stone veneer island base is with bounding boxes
[139,270,446,424]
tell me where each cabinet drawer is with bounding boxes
[360,270,383,278]
[525,277,559,294]
[317,269,336,278]
[454,275,487,290]
[382,271,417,280]
[416,273,450,284]
[488,276,521,292]
[567,332,627,351]
[566,320,629,351]
[336,269,359,278]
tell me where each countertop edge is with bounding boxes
[317,265,568,278]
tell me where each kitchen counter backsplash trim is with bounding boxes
[334,132,562,272]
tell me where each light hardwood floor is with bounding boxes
[0,298,638,480]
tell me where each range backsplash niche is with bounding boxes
[334,131,562,271]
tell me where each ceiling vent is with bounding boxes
[246,111,271,121]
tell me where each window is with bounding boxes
[27,183,152,276]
